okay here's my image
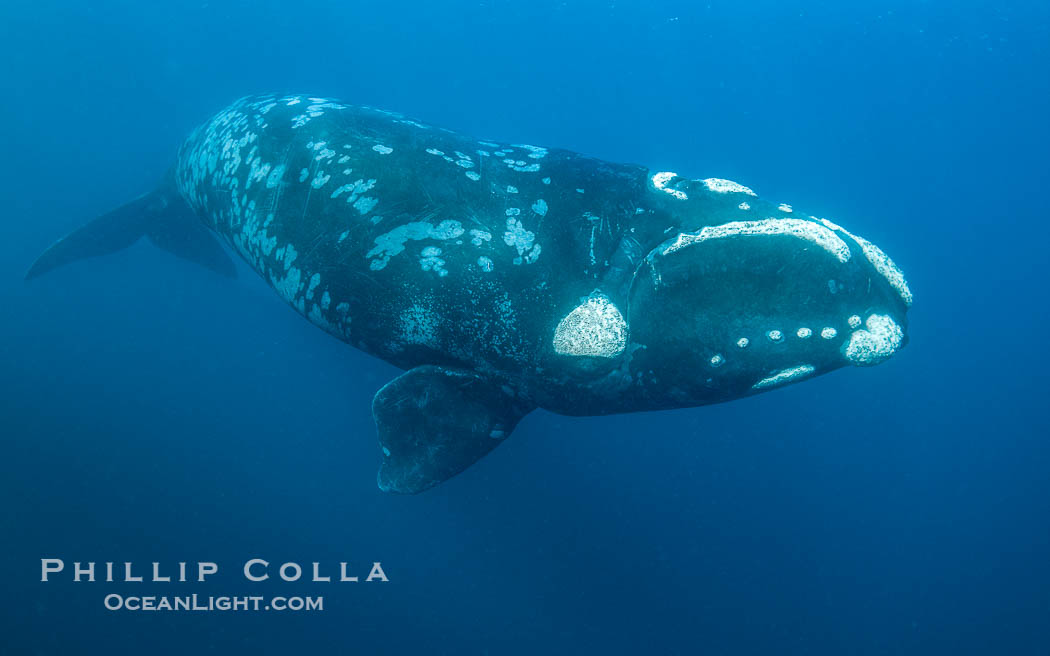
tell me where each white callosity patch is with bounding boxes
[477,256,494,272]
[372,144,393,155]
[737,338,749,348]
[752,365,816,390]
[821,327,838,340]
[818,218,913,307]
[778,203,793,213]
[738,202,750,210]
[710,354,725,367]
[532,199,548,216]
[767,330,783,342]
[796,327,812,339]
[844,314,903,366]
[465,171,481,181]
[662,218,851,263]
[702,178,757,196]
[366,220,465,270]
[552,292,628,358]
[848,315,862,329]
[651,171,688,200]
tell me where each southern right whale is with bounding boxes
[27,94,912,493]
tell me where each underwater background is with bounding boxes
[1,0,1048,653]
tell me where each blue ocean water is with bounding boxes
[1,0,1047,653]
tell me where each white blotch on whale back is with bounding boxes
[767,330,783,342]
[710,354,724,367]
[778,203,793,213]
[372,144,393,155]
[848,315,862,329]
[736,338,749,348]
[821,327,838,339]
[532,199,548,216]
[553,292,628,358]
[796,327,812,339]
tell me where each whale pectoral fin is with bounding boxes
[372,365,532,494]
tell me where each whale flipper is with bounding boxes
[26,181,236,280]
[373,365,533,494]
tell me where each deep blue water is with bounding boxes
[1,1,1048,654]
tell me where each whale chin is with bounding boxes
[626,217,909,401]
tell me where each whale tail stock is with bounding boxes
[25,172,236,281]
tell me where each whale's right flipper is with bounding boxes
[25,180,236,280]
[373,365,533,494]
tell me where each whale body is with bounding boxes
[28,94,912,493]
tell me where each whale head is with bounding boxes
[624,180,912,406]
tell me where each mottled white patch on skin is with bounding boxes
[372,144,393,155]
[845,314,903,366]
[662,218,851,263]
[419,246,448,277]
[353,196,378,214]
[710,354,724,367]
[848,315,862,329]
[506,208,521,216]
[306,273,321,300]
[651,171,688,200]
[576,188,585,194]
[778,203,793,213]
[541,177,551,185]
[367,220,465,270]
[767,330,784,342]
[503,218,540,264]
[399,303,439,347]
[532,199,548,216]
[299,168,310,183]
[310,172,330,189]
[506,185,518,194]
[330,183,353,199]
[797,327,812,339]
[738,202,750,210]
[703,178,757,196]
[469,229,492,246]
[426,148,444,156]
[286,98,301,106]
[737,338,749,348]
[509,162,541,172]
[821,327,838,339]
[553,292,628,358]
[752,365,816,390]
[456,159,474,168]
[465,171,481,181]
[337,155,351,164]
[818,218,913,306]
[477,256,494,272]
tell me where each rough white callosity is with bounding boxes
[848,315,862,329]
[796,327,812,339]
[752,365,816,390]
[766,330,783,342]
[552,293,627,358]
[818,218,913,307]
[651,171,688,200]
[844,314,903,366]
[737,338,749,348]
[821,327,838,339]
[662,219,851,263]
[702,178,756,196]
[710,354,724,367]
